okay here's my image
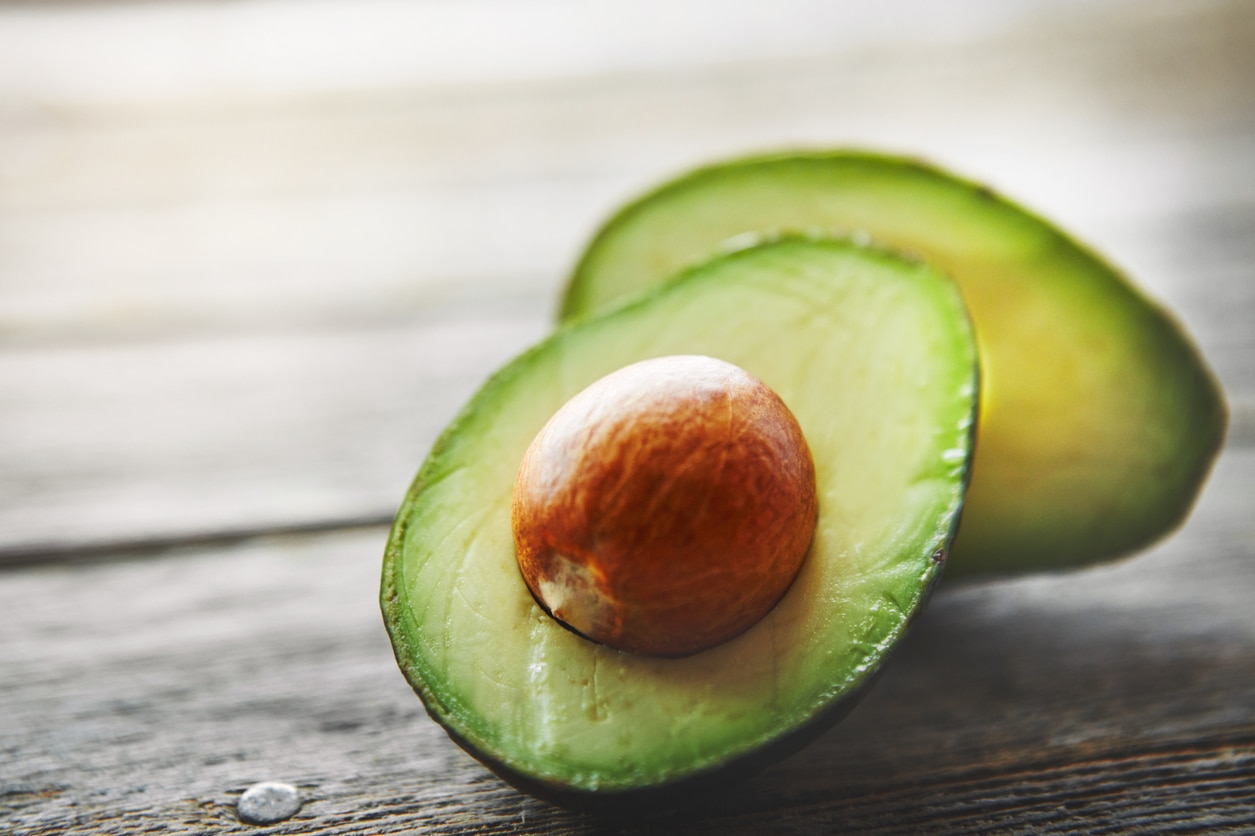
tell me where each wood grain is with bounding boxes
[0,313,546,561]
[2,448,1252,833]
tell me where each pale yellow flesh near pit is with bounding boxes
[383,239,977,793]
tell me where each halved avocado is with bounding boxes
[382,238,978,805]
[560,151,1227,576]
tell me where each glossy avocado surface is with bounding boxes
[383,238,978,804]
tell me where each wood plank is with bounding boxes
[0,313,547,560]
[2,447,1253,833]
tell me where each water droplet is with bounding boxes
[237,781,302,825]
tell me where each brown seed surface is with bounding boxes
[511,355,817,657]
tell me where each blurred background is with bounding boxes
[2,0,1250,563]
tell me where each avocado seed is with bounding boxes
[511,355,817,657]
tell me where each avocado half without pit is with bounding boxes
[382,239,979,805]
[561,151,1227,576]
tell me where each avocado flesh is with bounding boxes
[561,151,1227,576]
[383,239,978,800]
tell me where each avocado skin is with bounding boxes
[561,150,1227,576]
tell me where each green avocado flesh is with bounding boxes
[561,151,1227,576]
[382,239,978,800]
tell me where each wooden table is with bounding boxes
[3,1,1253,832]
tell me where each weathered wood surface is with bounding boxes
[3,449,1253,834]
[2,0,1254,832]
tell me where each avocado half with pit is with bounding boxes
[560,151,1227,576]
[382,238,978,805]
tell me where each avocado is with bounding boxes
[560,151,1227,576]
[382,238,978,805]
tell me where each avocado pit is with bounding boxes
[511,354,818,657]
